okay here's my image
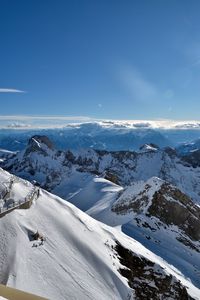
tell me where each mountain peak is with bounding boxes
[24,135,54,156]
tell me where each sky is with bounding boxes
[1,0,200,120]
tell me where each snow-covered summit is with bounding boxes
[139,143,159,153]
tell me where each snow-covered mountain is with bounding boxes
[0,168,197,299]
[0,125,171,151]
[177,139,200,155]
[1,135,200,296]
[2,135,200,203]
[2,121,200,152]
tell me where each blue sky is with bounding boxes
[1,0,200,119]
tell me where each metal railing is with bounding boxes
[0,175,39,216]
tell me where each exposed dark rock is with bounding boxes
[112,184,151,214]
[112,181,200,242]
[149,183,200,241]
[115,241,192,300]
[24,135,54,157]
[181,149,200,167]
[104,171,120,185]
[176,236,200,252]
[164,146,177,158]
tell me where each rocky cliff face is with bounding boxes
[149,183,200,241]
[181,149,200,167]
[24,135,54,156]
[115,242,192,300]
[113,177,200,242]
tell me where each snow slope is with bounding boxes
[0,169,199,299]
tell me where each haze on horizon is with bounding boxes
[1,0,200,119]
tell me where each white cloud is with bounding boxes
[0,115,95,129]
[7,122,31,128]
[0,115,200,130]
[0,88,25,93]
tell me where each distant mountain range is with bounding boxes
[1,122,200,152]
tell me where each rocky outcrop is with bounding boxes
[24,135,54,157]
[149,183,200,241]
[163,146,177,158]
[104,171,120,185]
[115,241,193,300]
[112,179,200,241]
[181,149,200,167]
